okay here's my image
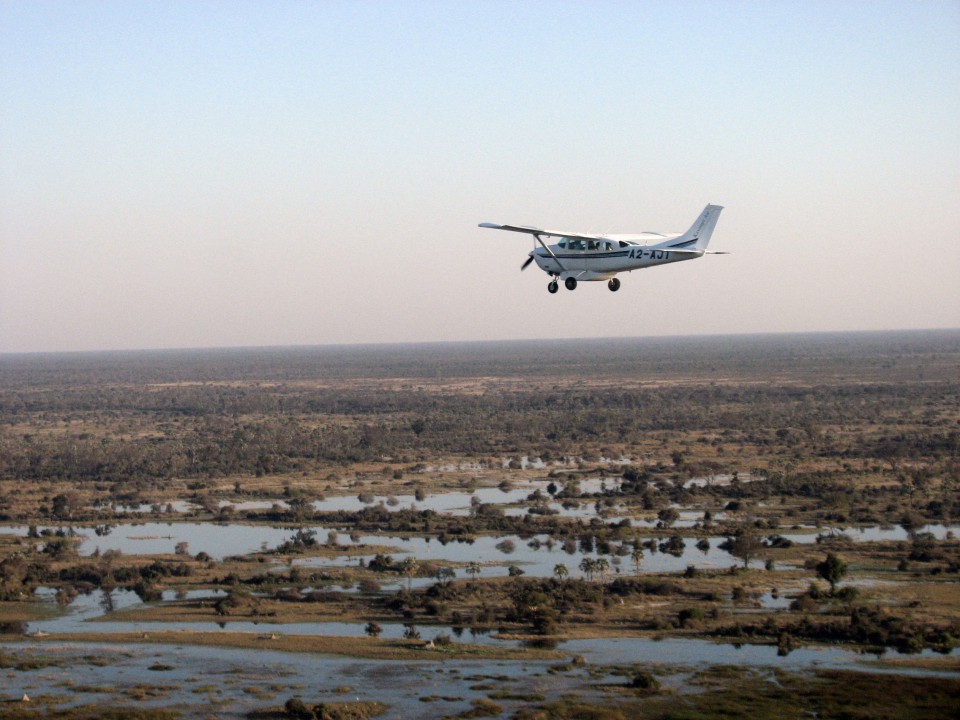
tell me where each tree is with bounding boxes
[51,492,80,520]
[436,566,456,587]
[631,547,644,575]
[816,553,847,593]
[657,507,680,528]
[401,556,419,591]
[724,528,764,569]
[594,557,610,584]
[579,557,596,582]
[466,561,482,582]
[553,563,569,582]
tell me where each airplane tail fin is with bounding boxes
[659,204,724,251]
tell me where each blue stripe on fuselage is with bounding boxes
[543,251,632,259]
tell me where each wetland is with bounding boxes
[1,331,959,718]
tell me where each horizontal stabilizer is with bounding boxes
[666,248,729,255]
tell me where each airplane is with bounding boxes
[479,204,726,293]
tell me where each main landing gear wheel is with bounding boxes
[564,277,578,291]
[547,281,559,294]
[608,278,621,292]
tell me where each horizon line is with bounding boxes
[3,327,959,359]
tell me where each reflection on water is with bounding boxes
[292,531,762,579]
[683,473,756,489]
[5,521,958,578]
[7,522,299,560]
[559,636,958,673]
[27,587,502,646]
[106,500,197,514]
[780,524,958,545]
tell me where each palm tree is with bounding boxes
[553,563,569,583]
[579,557,596,582]
[631,546,644,575]
[594,557,610,584]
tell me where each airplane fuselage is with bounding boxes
[532,242,701,280]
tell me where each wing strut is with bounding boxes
[533,233,566,273]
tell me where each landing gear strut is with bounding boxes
[564,277,578,291]
[608,278,621,292]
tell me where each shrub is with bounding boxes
[630,670,661,691]
[284,697,312,719]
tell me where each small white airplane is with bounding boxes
[480,204,726,293]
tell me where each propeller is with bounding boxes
[521,254,535,271]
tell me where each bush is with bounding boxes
[364,622,382,638]
[630,670,661,691]
[834,586,860,602]
[284,697,312,719]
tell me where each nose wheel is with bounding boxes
[548,281,558,294]
[608,278,621,292]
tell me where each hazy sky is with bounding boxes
[2,1,958,353]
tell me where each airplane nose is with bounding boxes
[521,253,535,271]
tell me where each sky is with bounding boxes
[1,1,958,353]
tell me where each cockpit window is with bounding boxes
[560,238,614,251]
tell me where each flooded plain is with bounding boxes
[7,505,958,715]
[4,333,959,717]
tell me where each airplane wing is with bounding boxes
[478,223,573,271]
[480,223,730,254]
[479,223,606,242]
